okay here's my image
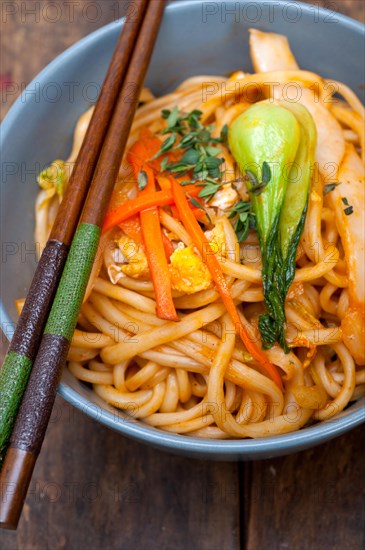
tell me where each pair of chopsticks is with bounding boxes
[0,0,165,529]
[0,0,150,466]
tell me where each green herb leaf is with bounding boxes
[205,157,224,169]
[160,134,177,153]
[229,200,252,215]
[262,161,272,184]
[245,169,259,188]
[245,164,271,197]
[181,149,200,164]
[323,182,340,195]
[157,107,225,185]
[344,206,354,216]
[205,146,221,157]
[198,182,222,200]
[185,193,212,223]
[195,170,209,181]
[186,194,203,210]
[250,183,269,196]
[205,176,222,185]
[168,163,193,174]
[167,106,179,129]
[186,194,200,208]
[239,212,248,223]
[152,134,177,159]
[138,170,148,190]
[187,110,203,129]
[160,157,169,172]
[228,200,255,241]
[220,124,228,143]
[235,217,249,242]
[341,198,354,215]
[179,133,196,147]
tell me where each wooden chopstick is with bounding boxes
[0,0,148,468]
[0,0,165,530]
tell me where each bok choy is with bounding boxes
[229,100,317,352]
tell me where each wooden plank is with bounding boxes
[245,426,365,550]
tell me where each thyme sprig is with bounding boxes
[324,182,340,195]
[228,200,256,242]
[245,161,272,197]
[153,108,228,193]
[185,193,212,223]
[196,177,225,201]
[342,197,354,216]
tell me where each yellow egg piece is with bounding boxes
[169,244,212,294]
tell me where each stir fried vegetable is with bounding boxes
[229,100,316,352]
[103,190,174,232]
[128,139,178,322]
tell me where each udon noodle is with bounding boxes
[32,30,365,439]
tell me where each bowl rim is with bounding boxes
[60,379,365,457]
[1,0,364,458]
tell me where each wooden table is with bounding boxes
[1,1,364,548]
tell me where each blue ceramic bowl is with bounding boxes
[1,1,364,459]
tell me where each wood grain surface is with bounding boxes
[1,1,364,549]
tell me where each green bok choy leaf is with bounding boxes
[228,100,317,352]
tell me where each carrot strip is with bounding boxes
[128,132,181,174]
[179,184,201,198]
[127,133,163,172]
[157,177,200,198]
[103,189,208,233]
[156,175,171,190]
[170,177,283,389]
[127,144,178,322]
[119,215,143,245]
[157,176,180,219]
[103,190,173,233]
[192,208,207,220]
[140,206,178,320]
[161,230,175,262]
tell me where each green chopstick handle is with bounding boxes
[45,223,101,340]
[7,223,100,455]
[0,240,69,467]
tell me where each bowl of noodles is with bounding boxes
[1,1,364,459]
